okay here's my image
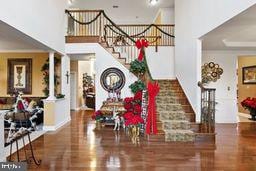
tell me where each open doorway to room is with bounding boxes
[200,4,256,123]
[69,54,96,111]
[237,56,256,122]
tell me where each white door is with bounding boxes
[70,72,77,110]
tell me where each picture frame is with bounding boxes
[7,58,32,94]
[242,65,256,84]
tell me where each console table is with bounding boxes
[100,101,126,126]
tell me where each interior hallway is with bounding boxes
[18,110,256,170]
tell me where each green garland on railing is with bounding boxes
[65,10,136,43]
[65,10,175,42]
[65,10,103,25]
[105,24,175,38]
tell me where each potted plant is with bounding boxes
[241,97,256,121]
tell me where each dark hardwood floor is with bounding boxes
[12,110,256,171]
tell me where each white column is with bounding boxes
[0,111,8,161]
[47,52,56,100]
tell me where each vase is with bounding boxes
[95,121,102,130]
[249,109,256,121]
[127,125,140,144]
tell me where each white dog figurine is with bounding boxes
[113,106,121,131]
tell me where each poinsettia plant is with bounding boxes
[123,91,144,126]
[241,97,256,111]
[91,110,104,122]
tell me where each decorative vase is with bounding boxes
[127,125,140,144]
[249,109,256,121]
[95,121,102,130]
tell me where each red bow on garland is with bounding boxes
[146,81,160,135]
[135,39,149,61]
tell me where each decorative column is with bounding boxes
[47,52,56,100]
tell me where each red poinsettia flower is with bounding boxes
[92,110,102,120]
[123,112,134,120]
[130,115,144,125]
[124,103,133,111]
[241,97,256,110]
[133,104,142,114]
[124,97,134,104]
[134,91,143,101]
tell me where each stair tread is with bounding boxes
[161,120,189,123]
[165,130,194,134]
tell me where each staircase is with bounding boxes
[65,10,215,143]
[99,40,131,69]
[156,80,195,142]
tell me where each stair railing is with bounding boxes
[198,82,216,133]
[65,10,175,63]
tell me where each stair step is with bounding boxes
[162,120,190,130]
[190,122,201,133]
[157,104,183,112]
[165,130,195,142]
[159,112,186,121]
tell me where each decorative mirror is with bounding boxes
[100,67,125,91]
[202,62,223,84]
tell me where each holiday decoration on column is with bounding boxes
[146,81,159,135]
[135,39,149,61]
[123,38,159,137]
[140,90,148,133]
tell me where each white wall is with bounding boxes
[61,55,71,118]
[202,50,256,123]
[154,8,175,24]
[146,47,175,80]
[175,0,256,121]
[0,0,68,54]
[161,8,175,25]
[65,43,137,110]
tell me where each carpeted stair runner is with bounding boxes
[156,80,195,142]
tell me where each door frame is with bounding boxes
[70,71,78,110]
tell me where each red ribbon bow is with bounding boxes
[146,81,160,135]
[135,39,149,61]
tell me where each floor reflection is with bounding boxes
[26,110,256,171]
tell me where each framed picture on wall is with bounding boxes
[7,58,32,94]
[242,65,256,84]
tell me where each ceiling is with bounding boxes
[0,21,50,52]
[202,4,256,51]
[68,0,174,24]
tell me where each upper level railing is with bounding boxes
[198,82,216,133]
[65,10,175,63]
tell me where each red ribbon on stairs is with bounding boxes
[135,39,149,61]
[146,81,160,135]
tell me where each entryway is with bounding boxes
[69,54,96,111]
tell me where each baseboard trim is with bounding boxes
[71,107,81,111]
[43,117,71,131]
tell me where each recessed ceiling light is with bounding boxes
[113,5,119,8]
[149,0,158,6]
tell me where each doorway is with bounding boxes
[237,56,256,122]
[69,55,96,111]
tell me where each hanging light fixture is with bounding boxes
[68,0,74,5]
[149,0,158,6]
